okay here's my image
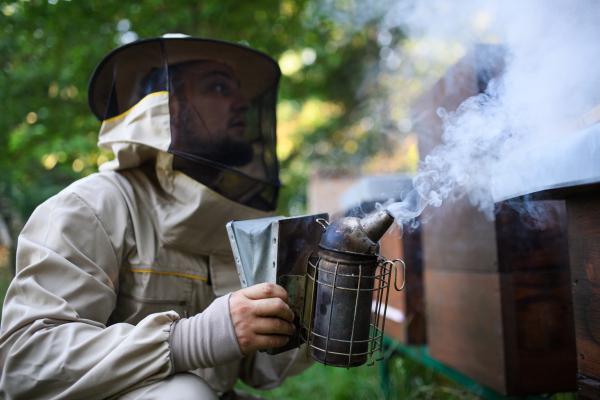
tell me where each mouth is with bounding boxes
[229,117,246,129]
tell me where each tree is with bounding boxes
[0,0,396,273]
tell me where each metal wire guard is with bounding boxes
[299,253,405,368]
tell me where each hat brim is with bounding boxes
[88,37,281,121]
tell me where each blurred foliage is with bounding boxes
[0,0,407,270]
[236,355,486,400]
[237,354,577,400]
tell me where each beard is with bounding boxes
[171,107,255,168]
[196,133,255,167]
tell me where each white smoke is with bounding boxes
[327,0,600,227]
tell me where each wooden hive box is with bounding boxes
[412,44,577,395]
[564,190,600,399]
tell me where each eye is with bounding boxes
[212,83,231,96]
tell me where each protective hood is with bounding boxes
[89,36,282,211]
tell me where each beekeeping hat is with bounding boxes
[88,35,282,211]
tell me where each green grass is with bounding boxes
[236,353,579,400]
[237,359,383,400]
[236,355,486,400]
[381,356,485,400]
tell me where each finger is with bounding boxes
[253,316,296,336]
[253,334,290,350]
[242,283,290,305]
[252,297,294,322]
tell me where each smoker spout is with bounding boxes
[318,209,395,255]
[360,209,395,243]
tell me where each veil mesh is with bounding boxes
[89,37,282,210]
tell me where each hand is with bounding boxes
[229,283,296,355]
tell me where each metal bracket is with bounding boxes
[316,218,330,231]
[382,258,406,291]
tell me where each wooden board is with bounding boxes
[500,271,577,394]
[426,269,577,395]
[422,199,570,274]
[401,223,426,344]
[566,192,600,382]
[425,269,506,393]
[495,201,570,273]
[378,223,426,344]
[379,224,405,342]
[421,196,499,273]
[578,374,600,400]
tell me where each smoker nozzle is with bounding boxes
[360,209,395,243]
[318,209,395,255]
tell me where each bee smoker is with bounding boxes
[300,209,405,368]
[227,209,405,369]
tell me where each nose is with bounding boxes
[231,91,251,114]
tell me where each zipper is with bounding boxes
[120,293,189,318]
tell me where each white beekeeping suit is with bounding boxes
[0,36,312,400]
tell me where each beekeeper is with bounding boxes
[0,36,312,400]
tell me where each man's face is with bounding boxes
[170,61,254,167]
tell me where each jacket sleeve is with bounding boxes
[0,191,178,400]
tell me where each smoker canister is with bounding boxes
[310,210,394,367]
